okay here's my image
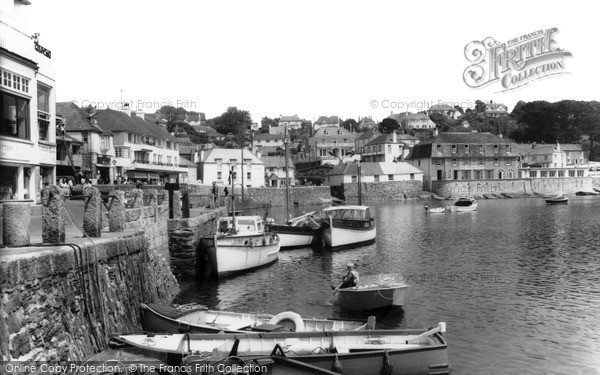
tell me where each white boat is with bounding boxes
[322,205,376,249]
[113,324,450,375]
[200,215,280,278]
[453,197,478,212]
[424,206,446,214]
[337,283,409,311]
[140,303,369,333]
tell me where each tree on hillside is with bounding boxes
[260,117,277,133]
[378,118,400,134]
[156,105,188,132]
[428,112,456,132]
[211,107,253,138]
[475,100,487,113]
[342,119,358,132]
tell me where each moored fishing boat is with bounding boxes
[337,282,409,311]
[321,205,376,249]
[140,303,369,334]
[199,215,280,279]
[546,194,568,204]
[113,324,450,375]
[266,211,324,250]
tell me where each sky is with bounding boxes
[23,0,599,123]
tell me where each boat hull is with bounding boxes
[323,218,376,249]
[201,233,280,278]
[140,303,367,334]
[546,198,568,204]
[268,224,320,250]
[338,284,409,310]
[453,202,478,212]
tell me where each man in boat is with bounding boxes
[334,262,359,289]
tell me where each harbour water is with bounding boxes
[178,198,600,374]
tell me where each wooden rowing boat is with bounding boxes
[140,303,368,334]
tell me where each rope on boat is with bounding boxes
[377,289,394,300]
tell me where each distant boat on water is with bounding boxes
[453,197,478,212]
[546,195,568,204]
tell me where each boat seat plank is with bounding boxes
[250,323,283,332]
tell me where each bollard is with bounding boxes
[42,185,65,243]
[108,190,126,232]
[182,192,190,218]
[83,186,102,237]
[3,201,31,246]
[131,189,143,209]
[172,191,182,218]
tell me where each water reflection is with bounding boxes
[178,197,600,374]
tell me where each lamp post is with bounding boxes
[284,125,290,221]
[357,161,362,206]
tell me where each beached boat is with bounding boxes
[453,197,478,212]
[337,283,409,311]
[546,195,568,204]
[321,206,376,249]
[199,215,280,278]
[113,324,450,375]
[140,303,369,334]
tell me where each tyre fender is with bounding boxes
[268,311,305,332]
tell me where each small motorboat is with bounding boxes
[140,303,369,334]
[424,206,446,214]
[112,323,450,375]
[337,282,409,311]
[199,215,280,279]
[452,197,478,212]
[546,195,569,204]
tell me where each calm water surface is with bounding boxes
[178,198,600,375]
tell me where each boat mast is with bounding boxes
[284,125,290,221]
[231,165,236,231]
[241,140,244,215]
[358,161,362,206]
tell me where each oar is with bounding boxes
[325,283,344,306]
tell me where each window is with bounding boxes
[464,144,469,153]
[338,129,343,135]
[436,145,442,156]
[217,171,222,180]
[410,173,415,180]
[324,130,330,135]
[494,158,499,165]
[462,170,470,180]
[494,145,498,154]
[374,175,380,182]
[100,135,110,150]
[1,69,30,94]
[37,83,51,141]
[569,170,575,177]
[577,170,584,177]
[506,159,511,166]
[485,170,493,179]
[351,176,357,183]
[388,174,393,181]
[247,171,251,180]
[166,141,171,149]
[479,145,484,153]
[540,171,548,177]
[378,145,382,152]
[452,145,457,154]
[549,170,556,177]
[128,133,132,142]
[474,170,482,179]
[1,91,30,139]
[167,156,172,163]
[530,171,537,178]
[216,159,222,170]
[436,158,442,166]
[452,158,457,166]
[479,158,484,166]
[387,145,391,153]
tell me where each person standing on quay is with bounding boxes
[212,181,219,207]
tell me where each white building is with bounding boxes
[95,107,187,183]
[261,155,295,187]
[324,162,424,187]
[197,148,265,188]
[0,0,57,202]
[252,133,285,155]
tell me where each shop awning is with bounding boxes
[147,172,160,179]
[126,170,149,179]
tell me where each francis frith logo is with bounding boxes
[463,28,572,92]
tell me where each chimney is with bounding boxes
[392,131,397,143]
[135,110,145,120]
[121,102,132,116]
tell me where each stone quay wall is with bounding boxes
[168,208,226,278]
[432,177,593,198]
[338,181,423,201]
[0,188,179,362]
[245,186,331,206]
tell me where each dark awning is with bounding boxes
[126,170,149,179]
